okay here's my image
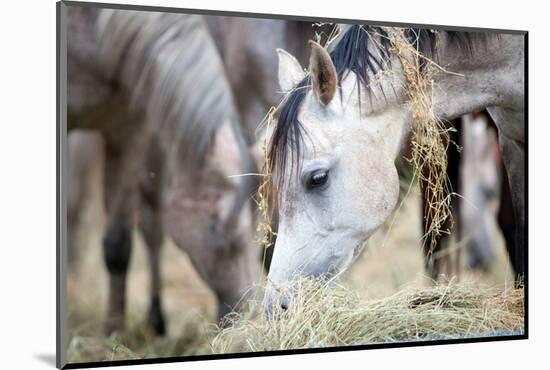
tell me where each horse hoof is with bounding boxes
[148,306,166,336]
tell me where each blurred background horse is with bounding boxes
[67,7,260,334]
[66,11,325,339]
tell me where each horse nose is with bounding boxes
[263,289,292,319]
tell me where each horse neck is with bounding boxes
[431,33,524,121]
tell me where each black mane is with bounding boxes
[268,24,484,188]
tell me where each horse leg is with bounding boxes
[103,217,132,334]
[139,195,165,335]
[67,131,104,270]
[488,108,525,286]
[138,139,166,335]
[67,160,85,271]
[500,135,525,286]
[102,142,136,334]
[498,166,517,275]
[67,135,85,270]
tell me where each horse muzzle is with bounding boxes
[262,284,293,320]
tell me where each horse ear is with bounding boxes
[308,40,337,106]
[277,48,305,92]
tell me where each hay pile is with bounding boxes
[211,279,524,353]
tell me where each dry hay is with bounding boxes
[255,106,278,267]
[387,27,458,259]
[211,279,524,353]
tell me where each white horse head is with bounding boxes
[264,28,414,313]
[263,25,525,314]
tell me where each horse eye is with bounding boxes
[306,169,329,190]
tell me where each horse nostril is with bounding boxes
[264,289,292,318]
[280,296,291,311]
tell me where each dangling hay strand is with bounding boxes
[254,107,279,272]
[387,28,456,259]
[211,279,524,353]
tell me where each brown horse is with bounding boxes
[67,6,260,334]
